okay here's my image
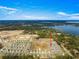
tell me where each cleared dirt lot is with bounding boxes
[0,30,65,59]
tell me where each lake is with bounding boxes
[49,25,79,35]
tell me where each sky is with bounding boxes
[0,0,79,20]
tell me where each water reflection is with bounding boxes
[49,25,79,35]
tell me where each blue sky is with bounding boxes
[0,0,79,20]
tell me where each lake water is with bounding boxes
[49,25,79,35]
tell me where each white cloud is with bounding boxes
[1,8,79,20]
[24,13,79,20]
[69,15,79,19]
[1,13,52,20]
[0,6,17,15]
[57,12,79,20]
[0,6,17,11]
[69,13,79,19]
[70,16,79,19]
[21,15,50,20]
[57,12,69,16]
[7,11,16,14]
